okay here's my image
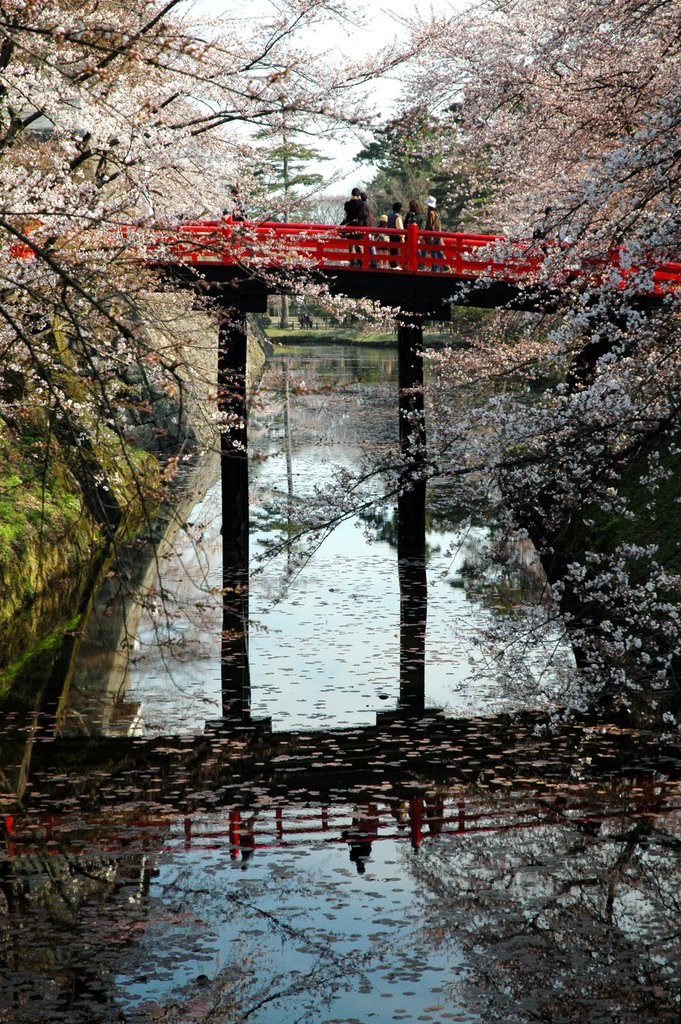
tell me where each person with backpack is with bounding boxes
[404,199,423,229]
[387,201,404,230]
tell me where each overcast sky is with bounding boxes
[180,0,457,193]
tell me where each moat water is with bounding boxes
[1,343,679,1023]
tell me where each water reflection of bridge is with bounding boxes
[9,781,675,861]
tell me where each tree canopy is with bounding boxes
[395,0,681,716]
[0,0,401,631]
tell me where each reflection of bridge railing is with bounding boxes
[114,220,681,297]
[5,778,677,858]
[0,799,551,856]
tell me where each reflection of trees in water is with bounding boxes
[0,848,156,1022]
[407,783,681,1023]
[359,506,440,560]
[361,501,575,707]
[0,834,407,1024]
[360,503,548,612]
[135,869,386,1023]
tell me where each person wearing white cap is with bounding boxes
[424,196,443,270]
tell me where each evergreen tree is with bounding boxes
[355,106,490,230]
[255,126,328,222]
[255,122,329,326]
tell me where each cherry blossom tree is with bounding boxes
[241,1,681,715]
[0,0,402,642]
[394,0,681,717]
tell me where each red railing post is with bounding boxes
[4,815,14,856]
[409,798,423,850]
[406,222,418,272]
[229,808,240,860]
[454,236,463,277]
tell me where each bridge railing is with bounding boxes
[125,220,680,296]
[11,220,681,297]
[136,220,518,280]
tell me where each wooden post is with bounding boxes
[406,222,419,272]
[218,310,251,723]
[397,318,427,715]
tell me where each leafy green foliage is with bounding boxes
[355,105,490,229]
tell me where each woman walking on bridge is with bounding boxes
[404,199,423,229]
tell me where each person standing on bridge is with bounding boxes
[370,214,391,267]
[387,201,404,268]
[341,187,364,228]
[404,199,423,229]
[223,184,246,223]
[341,187,365,265]
[407,200,426,269]
[360,190,373,227]
[387,201,403,230]
[425,196,443,271]
[532,206,552,240]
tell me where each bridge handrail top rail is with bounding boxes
[137,219,507,243]
[120,221,680,261]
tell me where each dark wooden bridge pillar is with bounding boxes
[397,318,426,559]
[213,284,271,733]
[397,318,427,715]
[218,308,251,722]
[397,551,427,715]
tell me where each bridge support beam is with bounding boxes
[397,319,427,715]
[397,319,426,558]
[218,308,251,724]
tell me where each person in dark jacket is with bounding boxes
[223,184,246,222]
[360,190,372,227]
[341,187,364,226]
[341,187,366,265]
[387,201,404,267]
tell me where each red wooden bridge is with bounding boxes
[11,219,680,314]
[123,219,681,314]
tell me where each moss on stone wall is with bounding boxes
[0,411,162,673]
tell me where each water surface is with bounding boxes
[2,343,679,1024]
